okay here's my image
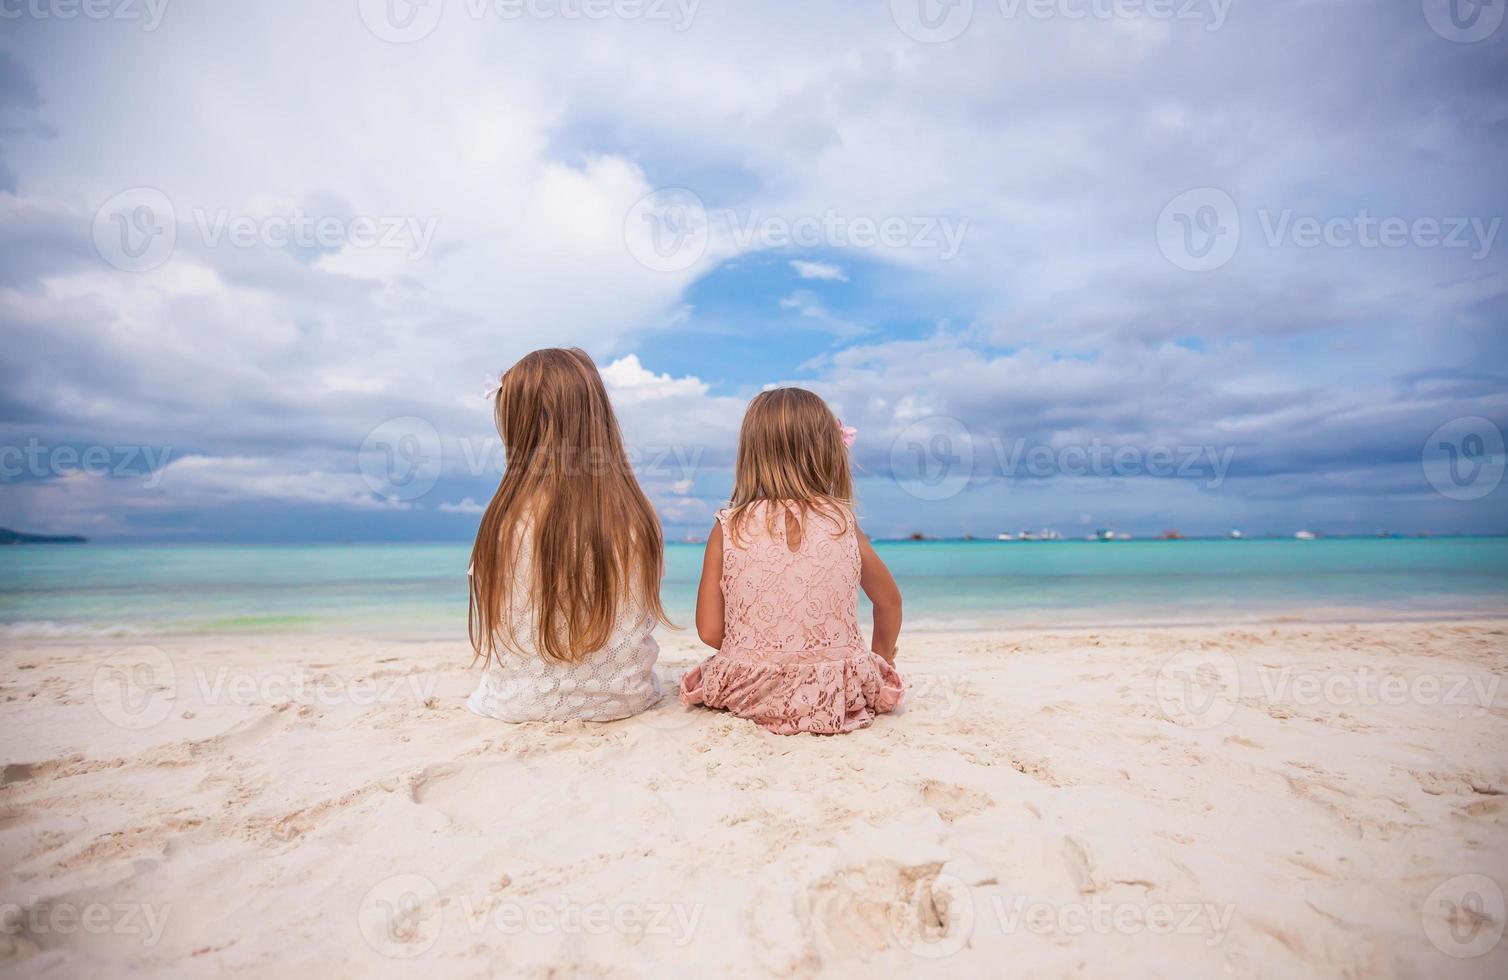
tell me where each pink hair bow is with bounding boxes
[483,376,502,400]
[838,420,857,447]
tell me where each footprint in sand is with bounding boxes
[919,780,993,823]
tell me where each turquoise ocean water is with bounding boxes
[1,538,1506,639]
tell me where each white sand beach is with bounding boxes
[2,619,1506,977]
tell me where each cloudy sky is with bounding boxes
[1,0,1505,541]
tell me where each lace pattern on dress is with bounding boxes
[680,500,903,734]
[466,526,661,723]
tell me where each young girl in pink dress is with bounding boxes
[679,387,904,734]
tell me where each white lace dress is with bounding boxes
[465,537,661,723]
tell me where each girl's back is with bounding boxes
[682,498,904,735]
[465,347,670,724]
[719,501,865,661]
[467,525,659,722]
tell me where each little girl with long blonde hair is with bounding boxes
[680,387,904,734]
[466,347,671,722]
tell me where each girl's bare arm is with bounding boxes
[857,528,902,663]
[695,521,725,649]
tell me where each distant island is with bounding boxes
[0,527,87,545]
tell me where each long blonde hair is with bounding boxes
[725,387,854,541]
[468,348,670,664]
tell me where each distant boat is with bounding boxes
[1228,529,1243,539]
[908,532,926,541]
[1160,529,1184,540]
[1093,529,1116,541]
[1295,530,1317,540]
[996,533,1015,541]
[1019,530,1038,541]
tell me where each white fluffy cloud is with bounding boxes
[1,1,1504,537]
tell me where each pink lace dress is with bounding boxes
[679,501,903,735]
